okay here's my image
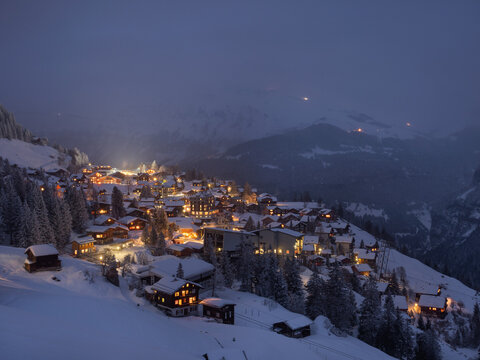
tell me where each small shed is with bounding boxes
[200,298,236,324]
[273,316,312,338]
[24,244,61,273]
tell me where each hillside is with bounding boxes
[0,246,394,360]
[0,105,89,171]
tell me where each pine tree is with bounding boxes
[376,295,401,357]
[389,269,401,295]
[176,263,184,278]
[358,277,381,346]
[283,258,305,314]
[238,240,254,292]
[220,252,234,288]
[471,303,480,347]
[324,263,357,333]
[306,268,325,320]
[111,186,126,219]
[244,216,256,232]
[140,185,152,199]
[415,330,442,360]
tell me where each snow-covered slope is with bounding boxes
[0,138,69,171]
[0,246,393,360]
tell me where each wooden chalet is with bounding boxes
[167,244,194,258]
[273,316,312,338]
[126,208,147,219]
[352,263,373,276]
[72,238,96,257]
[148,276,202,316]
[86,225,128,245]
[93,215,116,226]
[118,216,147,230]
[200,298,236,325]
[24,244,61,273]
[417,295,447,317]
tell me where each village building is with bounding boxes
[417,295,447,317]
[93,215,116,226]
[24,244,61,273]
[147,276,202,317]
[167,244,194,258]
[253,228,304,256]
[72,238,96,257]
[126,207,147,219]
[203,228,257,256]
[353,248,377,269]
[335,235,354,256]
[187,191,218,219]
[352,263,373,276]
[118,216,147,230]
[200,298,236,325]
[411,283,442,302]
[86,225,128,244]
[273,316,312,338]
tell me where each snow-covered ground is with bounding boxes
[345,202,389,221]
[0,246,393,360]
[0,138,67,171]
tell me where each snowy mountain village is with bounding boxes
[1,157,480,360]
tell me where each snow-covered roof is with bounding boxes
[167,244,186,252]
[278,315,312,330]
[303,244,315,252]
[200,298,235,308]
[182,241,204,250]
[411,283,440,295]
[118,216,145,225]
[303,235,319,245]
[151,276,201,294]
[94,215,115,225]
[321,249,332,255]
[72,238,96,245]
[335,235,353,244]
[353,264,373,273]
[270,228,303,237]
[25,244,58,257]
[376,281,389,293]
[354,248,376,260]
[418,295,446,308]
[150,256,214,280]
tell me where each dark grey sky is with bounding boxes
[0,0,479,135]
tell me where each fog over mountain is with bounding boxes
[1,0,479,164]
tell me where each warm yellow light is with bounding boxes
[303,97,309,101]
[99,256,103,260]
[357,128,363,132]
[406,122,411,127]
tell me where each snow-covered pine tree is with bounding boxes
[221,252,234,288]
[140,185,152,199]
[471,303,480,347]
[376,294,398,356]
[283,257,305,314]
[237,239,254,292]
[269,253,289,308]
[111,186,126,219]
[324,263,357,333]
[305,268,325,320]
[29,184,54,244]
[244,216,256,232]
[358,277,381,346]
[176,263,184,278]
[415,329,442,360]
[23,202,41,247]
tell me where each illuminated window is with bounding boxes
[175,300,179,305]
[162,298,165,303]
[182,290,186,296]
[178,299,182,306]
[175,292,179,297]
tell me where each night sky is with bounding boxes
[1,0,479,135]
